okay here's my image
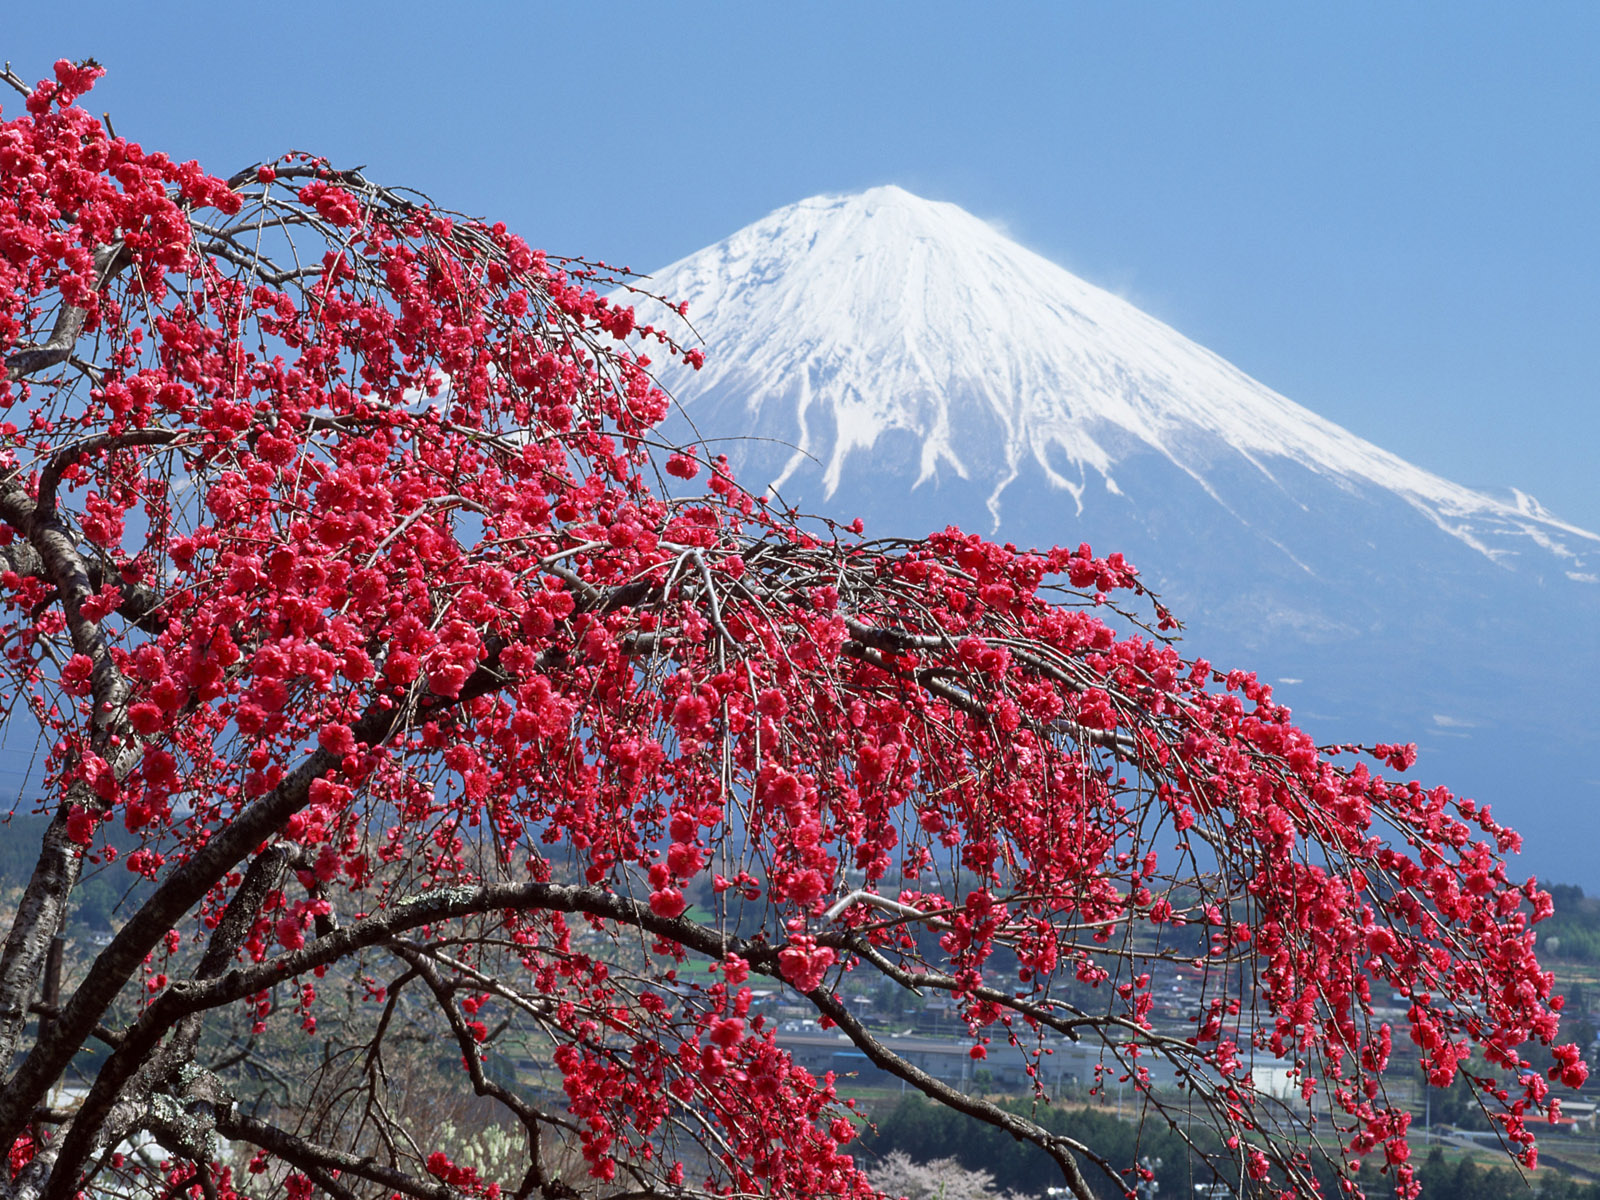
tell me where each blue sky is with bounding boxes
[8,4,1599,529]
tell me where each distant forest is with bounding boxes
[1539,884,1600,963]
[0,809,148,934]
[864,1094,1596,1200]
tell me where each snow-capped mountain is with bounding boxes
[630,186,1600,885]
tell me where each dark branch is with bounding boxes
[806,985,1105,1200]
[215,1108,460,1200]
[4,243,131,383]
[38,877,1113,1200]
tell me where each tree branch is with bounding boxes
[35,428,183,520]
[0,64,30,99]
[32,876,1123,1200]
[387,943,573,1200]
[805,985,1107,1200]
[4,244,131,383]
[0,484,143,1072]
[214,1109,460,1200]
[0,732,338,1147]
[30,850,289,1198]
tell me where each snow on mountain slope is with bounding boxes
[638,185,1598,576]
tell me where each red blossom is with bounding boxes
[650,888,687,919]
[317,722,356,756]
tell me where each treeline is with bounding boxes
[1539,885,1600,964]
[0,810,144,933]
[862,1094,1319,1200]
[0,809,46,885]
[861,1095,1598,1200]
[1416,1145,1590,1200]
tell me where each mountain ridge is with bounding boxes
[638,185,1598,580]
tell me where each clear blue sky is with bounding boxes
[8,4,1599,528]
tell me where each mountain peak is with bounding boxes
[779,183,967,218]
[639,187,1598,569]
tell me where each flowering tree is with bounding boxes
[866,1151,1028,1200]
[0,60,1584,1200]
